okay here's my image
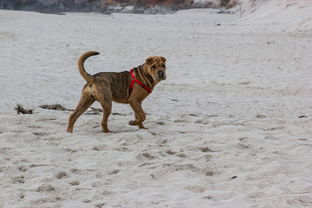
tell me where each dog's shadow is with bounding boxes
[94,128,142,134]
[93,127,159,136]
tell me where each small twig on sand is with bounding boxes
[39,104,126,116]
[39,104,73,111]
[85,107,102,115]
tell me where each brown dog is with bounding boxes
[67,51,166,133]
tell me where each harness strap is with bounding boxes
[129,69,152,94]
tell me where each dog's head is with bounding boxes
[144,56,167,82]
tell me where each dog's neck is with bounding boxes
[134,64,156,90]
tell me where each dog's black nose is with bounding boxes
[158,71,164,79]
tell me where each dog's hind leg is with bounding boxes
[96,89,113,133]
[100,102,112,133]
[67,92,94,133]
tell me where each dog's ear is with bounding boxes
[146,57,154,65]
[160,57,166,62]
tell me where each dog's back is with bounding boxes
[93,71,131,103]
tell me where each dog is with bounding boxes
[67,51,167,133]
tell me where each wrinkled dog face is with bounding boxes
[145,56,167,82]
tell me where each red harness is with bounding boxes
[129,69,152,94]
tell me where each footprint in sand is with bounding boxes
[92,145,107,151]
[18,166,28,172]
[176,153,187,158]
[36,117,57,122]
[247,192,265,199]
[287,196,312,206]
[18,193,25,200]
[83,199,92,203]
[197,153,212,162]
[155,121,165,125]
[205,170,215,176]
[255,114,266,118]
[69,181,80,186]
[203,195,214,200]
[27,125,41,129]
[95,203,106,208]
[238,143,250,148]
[174,119,188,123]
[199,147,215,152]
[166,150,177,155]
[189,114,199,117]
[36,184,55,192]
[62,147,77,153]
[107,169,120,175]
[262,126,284,131]
[185,185,206,193]
[12,176,25,184]
[55,171,67,179]
[195,119,209,124]
[114,147,131,152]
[238,137,250,148]
[32,131,49,136]
[141,152,156,159]
[239,137,249,142]
[45,136,62,142]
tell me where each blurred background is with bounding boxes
[0,0,237,14]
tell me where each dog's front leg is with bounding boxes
[135,112,147,129]
[129,100,147,129]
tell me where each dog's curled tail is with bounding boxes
[78,51,100,83]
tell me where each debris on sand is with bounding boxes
[85,108,127,115]
[39,105,124,116]
[39,104,72,111]
[85,107,102,115]
[15,104,33,114]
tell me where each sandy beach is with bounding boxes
[0,2,312,207]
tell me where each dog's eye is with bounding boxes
[162,64,166,67]
[151,66,156,69]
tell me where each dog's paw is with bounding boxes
[129,120,138,126]
[103,129,112,133]
[66,128,73,133]
[129,121,148,129]
[138,124,148,130]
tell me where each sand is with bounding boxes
[0,4,312,208]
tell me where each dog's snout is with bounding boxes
[158,71,164,78]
